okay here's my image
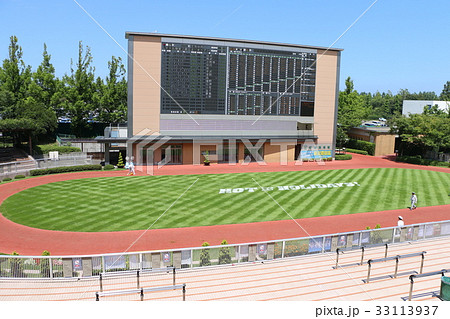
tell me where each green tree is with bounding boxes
[440,81,450,101]
[199,242,211,267]
[391,113,450,154]
[0,36,32,119]
[218,240,231,265]
[94,56,127,124]
[54,41,96,137]
[15,97,57,136]
[337,77,370,146]
[29,44,60,114]
[117,152,124,168]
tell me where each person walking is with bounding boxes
[129,157,135,176]
[397,216,404,227]
[410,192,417,210]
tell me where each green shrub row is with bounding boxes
[35,144,81,154]
[345,148,369,155]
[345,139,375,156]
[335,154,352,160]
[29,164,102,176]
[1,175,26,183]
[396,156,450,167]
[103,164,115,170]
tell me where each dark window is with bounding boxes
[301,101,315,117]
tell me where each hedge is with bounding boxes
[29,164,102,176]
[335,154,352,160]
[35,144,81,155]
[345,139,375,156]
[103,164,114,170]
[345,148,369,155]
[396,156,450,168]
[2,177,12,182]
[14,175,26,179]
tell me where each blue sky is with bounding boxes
[1,0,449,94]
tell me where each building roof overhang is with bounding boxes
[125,32,343,52]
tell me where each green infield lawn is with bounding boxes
[1,168,449,232]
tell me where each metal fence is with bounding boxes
[35,153,94,169]
[1,219,449,279]
[0,159,36,177]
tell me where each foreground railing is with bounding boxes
[1,219,449,279]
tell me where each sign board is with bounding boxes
[308,237,323,253]
[300,144,332,160]
[258,244,267,255]
[162,252,171,263]
[49,151,59,160]
[72,258,83,271]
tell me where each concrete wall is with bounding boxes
[314,50,340,149]
[130,36,162,136]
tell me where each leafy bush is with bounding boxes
[396,156,450,167]
[218,240,231,265]
[9,251,25,278]
[335,154,352,160]
[435,161,450,167]
[345,148,369,155]
[2,177,12,182]
[14,175,26,179]
[199,242,211,267]
[29,164,102,176]
[103,164,115,170]
[40,250,50,278]
[35,143,81,155]
[345,139,375,156]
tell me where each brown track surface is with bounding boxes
[0,154,449,256]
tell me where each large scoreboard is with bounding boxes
[161,41,316,117]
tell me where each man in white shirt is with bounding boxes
[410,192,417,210]
[398,216,404,227]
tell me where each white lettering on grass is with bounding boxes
[219,181,361,194]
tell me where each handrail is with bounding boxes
[335,243,389,268]
[0,159,35,167]
[408,269,449,301]
[95,283,186,301]
[366,251,426,283]
[99,267,176,292]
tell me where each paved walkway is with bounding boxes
[0,154,449,256]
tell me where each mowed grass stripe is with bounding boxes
[303,169,360,218]
[304,168,364,217]
[0,168,448,232]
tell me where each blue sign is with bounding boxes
[300,144,332,160]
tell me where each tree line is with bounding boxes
[0,36,127,144]
[338,76,450,155]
